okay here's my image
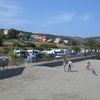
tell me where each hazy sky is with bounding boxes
[0,0,100,37]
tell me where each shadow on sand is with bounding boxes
[66,70,79,73]
[0,67,25,80]
[92,70,98,76]
[39,61,63,67]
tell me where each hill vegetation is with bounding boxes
[0,28,100,57]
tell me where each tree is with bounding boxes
[0,37,3,46]
[22,33,31,41]
[7,46,21,65]
[71,40,79,46]
[71,45,80,54]
[71,40,81,54]
[7,29,19,39]
[84,38,97,53]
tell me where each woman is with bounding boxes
[63,58,67,72]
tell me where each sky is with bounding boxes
[0,0,100,37]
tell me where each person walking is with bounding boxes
[27,54,30,63]
[68,59,72,72]
[63,58,67,72]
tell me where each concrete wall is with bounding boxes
[39,55,95,67]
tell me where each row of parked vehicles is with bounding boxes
[14,50,44,59]
[14,48,98,60]
[14,49,70,59]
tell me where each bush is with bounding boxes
[35,46,45,51]
[40,43,57,50]
[12,42,21,47]
[22,42,36,47]
[0,47,10,55]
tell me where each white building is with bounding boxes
[4,29,9,35]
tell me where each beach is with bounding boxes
[0,59,100,100]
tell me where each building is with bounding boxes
[54,38,61,43]
[31,35,46,42]
[4,29,9,35]
[63,40,68,44]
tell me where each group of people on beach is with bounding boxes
[63,58,97,76]
[63,58,72,72]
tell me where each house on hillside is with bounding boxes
[31,35,47,42]
[54,38,61,43]
[4,29,9,35]
[63,40,68,44]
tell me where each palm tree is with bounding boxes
[84,38,97,54]
[71,45,80,54]
[71,41,81,55]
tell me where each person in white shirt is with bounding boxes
[68,59,72,71]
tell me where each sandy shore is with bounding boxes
[0,59,100,100]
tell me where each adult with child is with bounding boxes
[63,57,73,72]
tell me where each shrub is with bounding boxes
[0,47,10,55]
[40,43,57,50]
[22,42,36,47]
[12,42,21,47]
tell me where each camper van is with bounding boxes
[14,50,27,58]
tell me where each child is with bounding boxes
[86,62,91,70]
[68,59,72,71]
[86,62,97,76]
[86,62,93,70]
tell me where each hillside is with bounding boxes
[86,36,100,44]
[0,28,100,44]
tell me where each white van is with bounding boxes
[14,50,27,58]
